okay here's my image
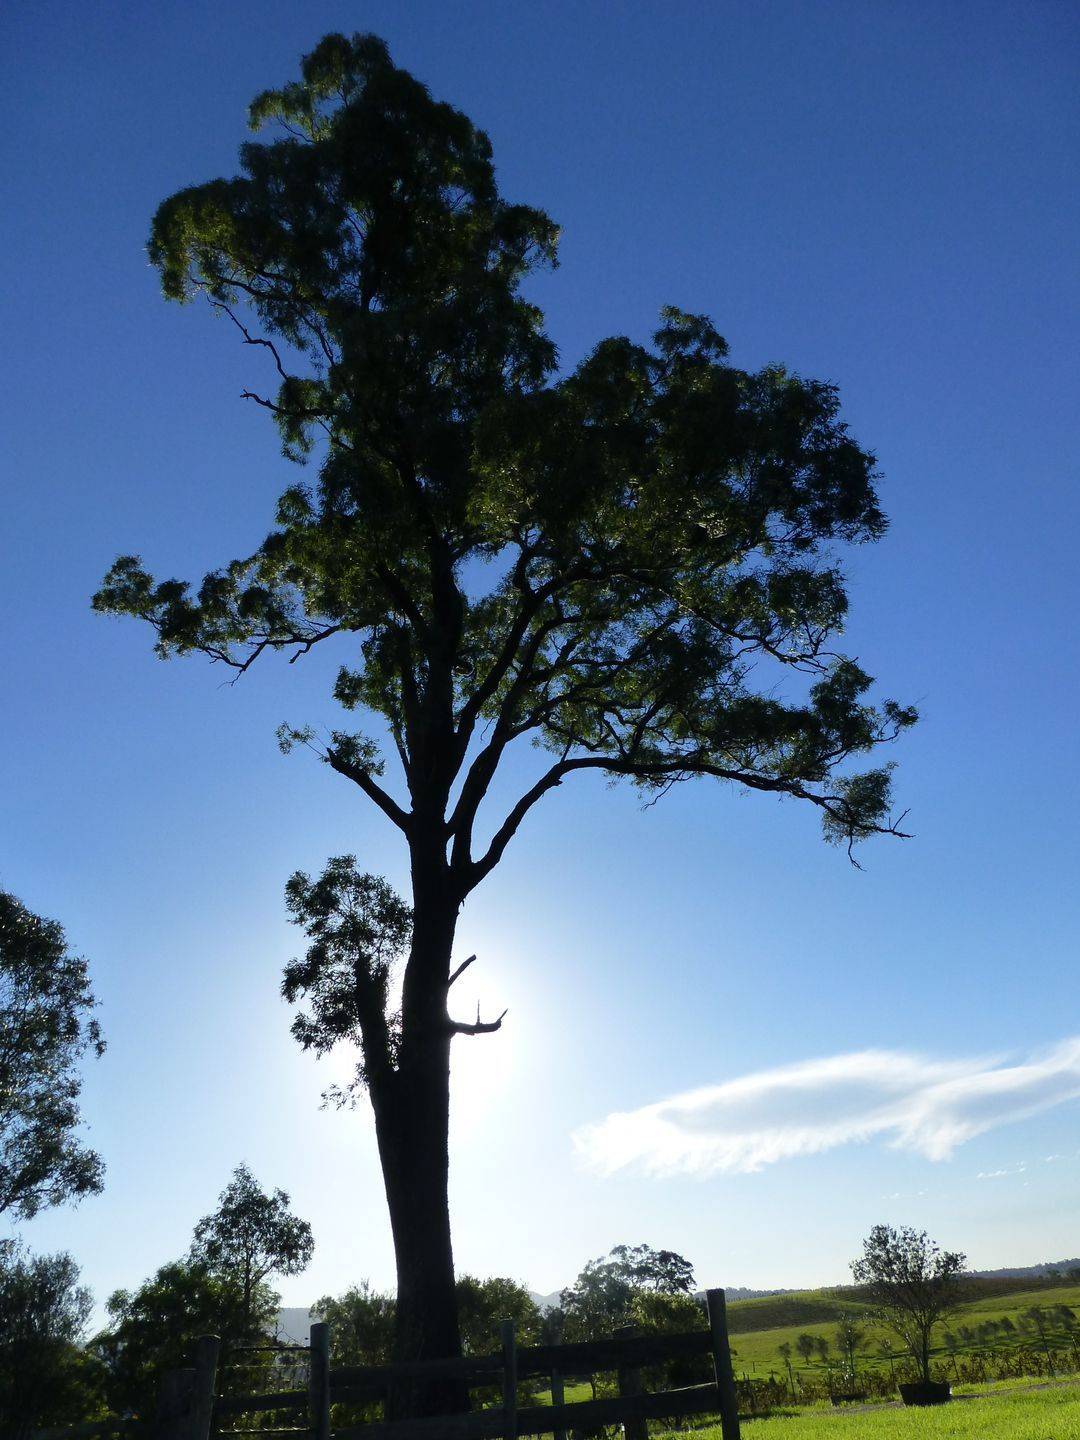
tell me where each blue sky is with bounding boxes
[2,0,1079,1318]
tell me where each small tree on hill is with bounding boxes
[1020,1305,1058,1375]
[833,1313,868,1386]
[191,1163,314,1337]
[0,892,105,1221]
[777,1340,796,1396]
[795,1332,817,1367]
[851,1225,966,1385]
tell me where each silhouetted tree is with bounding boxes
[191,1163,314,1337]
[95,30,914,1389]
[0,891,105,1220]
[851,1225,966,1384]
[0,1242,103,1438]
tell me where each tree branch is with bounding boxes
[447,954,477,988]
[326,748,411,833]
[448,1003,508,1036]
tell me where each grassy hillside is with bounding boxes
[671,1381,1080,1438]
[724,1282,1080,1379]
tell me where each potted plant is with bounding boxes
[851,1225,966,1406]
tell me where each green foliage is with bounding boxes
[95,29,914,867]
[96,1258,278,1418]
[316,1280,396,1368]
[852,1225,967,1383]
[190,1163,314,1335]
[0,890,105,1221]
[282,859,412,1102]
[0,1242,104,1437]
[561,1243,697,1341]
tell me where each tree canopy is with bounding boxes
[190,1163,314,1335]
[560,1243,697,1340]
[95,31,914,874]
[0,891,105,1222]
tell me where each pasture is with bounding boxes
[723,1280,1080,1380]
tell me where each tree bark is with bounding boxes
[369,828,466,1416]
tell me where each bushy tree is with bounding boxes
[0,1242,104,1437]
[456,1275,541,1354]
[315,1281,397,1368]
[851,1225,966,1384]
[0,891,105,1220]
[97,1259,278,1418]
[190,1163,314,1337]
[561,1243,697,1340]
[95,30,914,1384]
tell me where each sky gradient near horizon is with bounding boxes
[2,0,1079,1318]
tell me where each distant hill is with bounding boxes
[969,1258,1080,1282]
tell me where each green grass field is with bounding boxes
[675,1382,1080,1437]
[723,1281,1080,1380]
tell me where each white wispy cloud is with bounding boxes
[573,1038,1080,1179]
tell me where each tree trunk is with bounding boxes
[370,835,466,1416]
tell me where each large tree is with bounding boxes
[94,31,914,1391]
[0,891,105,1221]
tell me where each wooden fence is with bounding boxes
[43,1289,742,1440]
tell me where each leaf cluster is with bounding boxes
[282,859,412,1101]
[0,891,105,1221]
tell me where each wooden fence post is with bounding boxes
[615,1325,647,1440]
[500,1318,518,1440]
[546,1311,567,1440]
[706,1288,741,1440]
[309,1321,331,1440]
[155,1367,195,1440]
[191,1335,219,1440]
